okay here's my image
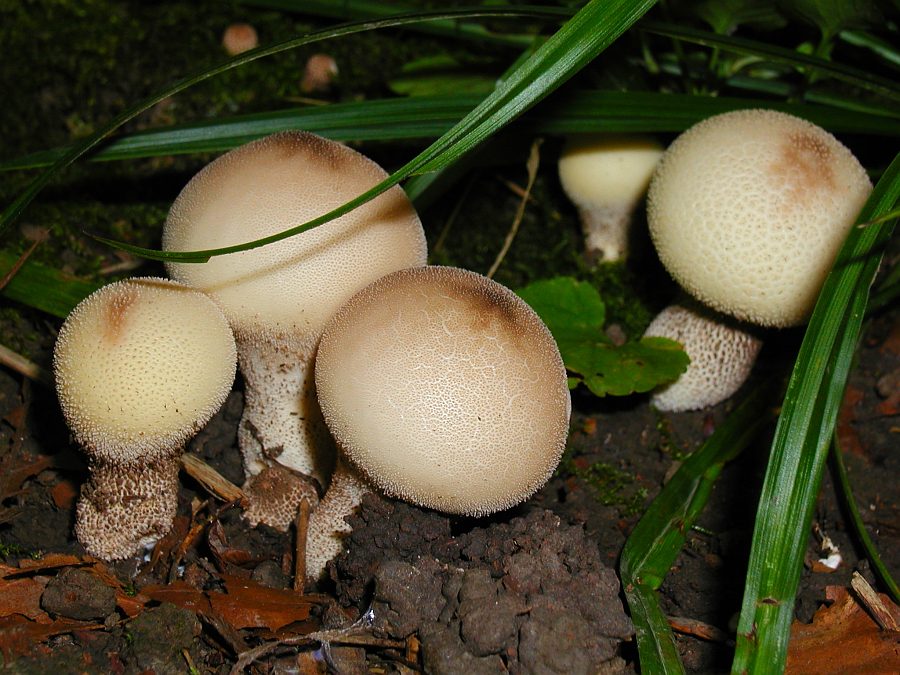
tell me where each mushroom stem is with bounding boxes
[577,205,632,263]
[75,454,181,560]
[236,337,335,485]
[305,456,370,581]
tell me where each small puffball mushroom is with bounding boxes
[647,109,872,328]
[301,54,339,93]
[243,464,319,532]
[307,265,571,578]
[53,277,237,560]
[643,303,762,412]
[558,134,663,262]
[163,131,426,504]
[222,23,258,56]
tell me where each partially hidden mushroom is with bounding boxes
[558,134,663,262]
[643,302,762,412]
[643,109,872,410]
[163,131,427,526]
[306,265,572,579]
[53,277,237,560]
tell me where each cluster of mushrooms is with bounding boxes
[53,108,871,577]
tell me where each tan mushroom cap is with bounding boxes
[643,304,762,412]
[647,109,872,328]
[315,266,571,517]
[53,277,237,463]
[163,131,427,348]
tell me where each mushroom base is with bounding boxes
[236,337,335,485]
[305,456,370,581]
[243,463,320,532]
[75,455,180,560]
[580,205,633,263]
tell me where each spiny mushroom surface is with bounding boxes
[163,131,427,497]
[316,265,571,516]
[643,303,762,412]
[53,277,237,560]
[647,109,872,328]
[558,134,662,262]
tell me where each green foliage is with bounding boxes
[516,276,689,397]
[780,0,881,40]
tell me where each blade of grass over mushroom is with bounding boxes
[4,89,898,172]
[0,6,567,242]
[619,381,775,675]
[832,437,900,604]
[91,0,659,264]
[733,154,900,674]
[642,21,900,104]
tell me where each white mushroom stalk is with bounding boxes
[53,277,237,560]
[163,131,427,505]
[643,109,872,410]
[643,303,762,412]
[306,265,572,579]
[558,134,663,262]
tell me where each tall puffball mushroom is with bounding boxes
[307,265,571,578]
[558,135,663,262]
[644,109,872,410]
[53,277,237,560]
[163,131,427,497]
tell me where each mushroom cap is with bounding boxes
[314,266,571,517]
[647,109,872,328]
[53,277,237,463]
[558,134,663,212]
[163,131,427,347]
[643,303,762,412]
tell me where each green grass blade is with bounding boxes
[832,437,900,604]
[732,154,900,674]
[620,382,775,674]
[238,0,556,47]
[642,21,900,104]
[4,89,896,172]
[0,253,101,318]
[92,0,658,263]
[0,7,564,242]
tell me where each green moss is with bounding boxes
[558,448,648,517]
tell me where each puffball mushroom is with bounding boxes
[163,131,427,497]
[558,134,663,262]
[53,277,237,560]
[647,109,872,328]
[643,303,762,412]
[306,265,571,578]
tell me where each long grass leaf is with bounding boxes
[0,7,565,242]
[3,89,898,171]
[620,382,774,673]
[732,154,900,674]
[92,0,658,263]
[0,253,101,318]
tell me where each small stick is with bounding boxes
[667,615,729,642]
[851,571,900,632]
[179,453,246,504]
[293,497,311,592]
[0,343,49,385]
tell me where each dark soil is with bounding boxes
[0,303,896,673]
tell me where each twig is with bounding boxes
[0,343,50,385]
[851,571,900,632]
[180,453,246,504]
[667,615,729,642]
[486,138,542,279]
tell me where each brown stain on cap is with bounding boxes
[770,130,837,206]
[102,288,137,345]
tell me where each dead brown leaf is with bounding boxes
[0,615,101,661]
[0,575,50,622]
[786,586,900,674]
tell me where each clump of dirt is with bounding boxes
[331,494,634,674]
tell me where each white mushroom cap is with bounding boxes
[558,135,663,261]
[53,277,237,463]
[163,131,427,350]
[647,109,872,328]
[643,303,762,412]
[314,266,571,517]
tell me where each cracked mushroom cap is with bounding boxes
[643,304,762,412]
[53,277,237,462]
[647,109,872,328]
[162,131,427,348]
[314,266,571,517]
